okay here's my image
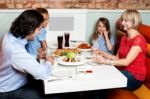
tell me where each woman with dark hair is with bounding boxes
[91,17,114,54]
[0,9,55,99]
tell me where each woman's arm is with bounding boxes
[96,45,141,66]
[95,48,118,60]
[112,45,141,66]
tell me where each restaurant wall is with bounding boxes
[0,9,150,42]
[0,0,150,10]
[0,0,150,41]
[86,10,150,41]
[0,9,87,43]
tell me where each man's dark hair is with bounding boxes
[36,8,48,14]
[10,9,44,38]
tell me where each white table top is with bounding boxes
[43,58,127,94]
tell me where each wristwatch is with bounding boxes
[110,60,114,65]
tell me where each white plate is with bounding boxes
[58,56,86,66]
[75,42,92,52]
[78,48,92,52]
[51,69,72,79]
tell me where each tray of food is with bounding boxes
[58,52,86,66]
[53,48,81,57]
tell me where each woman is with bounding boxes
[94,10,147,91]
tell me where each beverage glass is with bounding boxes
[57,35,63,49]
[64,33,70,47]
[91,47,98,62]
[46,48,52,58]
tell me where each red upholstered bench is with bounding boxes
[107,24,150,99]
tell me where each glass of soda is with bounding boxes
[57,35,63,49]
[64,33,70,47]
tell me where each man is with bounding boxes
[0,9,55,99]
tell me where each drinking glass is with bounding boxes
[64,33,70,47]
[46,48,52,58]
[57,35,63,49]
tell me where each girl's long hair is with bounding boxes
[92,17,111,40]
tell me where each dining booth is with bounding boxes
[107,20,150,99]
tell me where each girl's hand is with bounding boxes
[103,31,109,38]
[37,48,44,53]
[37,51,46,59]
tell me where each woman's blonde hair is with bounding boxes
[121,10,142,29]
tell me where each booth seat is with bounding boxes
[107,24,150,99]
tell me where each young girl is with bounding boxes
[91,17,114,54]
[26,8,49,59]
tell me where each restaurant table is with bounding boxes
[43,56,127,94]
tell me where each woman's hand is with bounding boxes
[94,55,106,64]
[94,55,112,65]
